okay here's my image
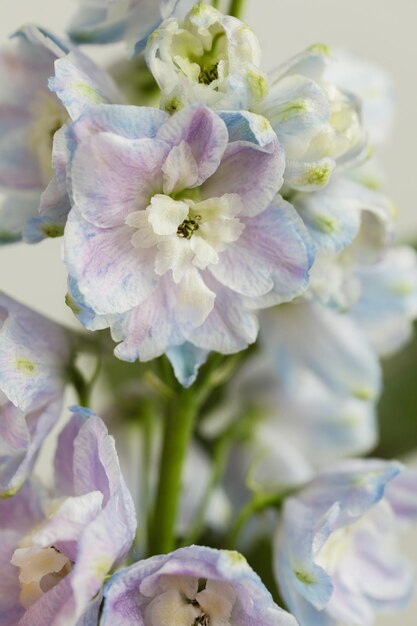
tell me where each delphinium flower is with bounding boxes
[0,292,74,497]
[274,460,417,626]
[147,8,367,193]
[68,0,197,53]
[0,407,136,626]
[64,103,313,381]
[102,545,298,626]
[0,25,123,244]
[146,2,268,111]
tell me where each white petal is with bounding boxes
[148,195,189,236]
[162,141,199,194]
[178,270,215,327]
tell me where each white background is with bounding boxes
[0,2,416,624]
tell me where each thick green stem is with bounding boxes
[212,0,220,8]
[148,388,198,555]
[229,0,246,19]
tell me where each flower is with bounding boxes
[0,407,136,626]
[257,45,368,191]
[0,293,73,497]
[350,245,417,356]
[65,104,313,379]
[274,459,417,626]
[68,0,197,53]
[0,25,122,244]
[146,2,268,111]
[102,545,297,626]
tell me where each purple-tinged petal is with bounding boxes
[201,136,284,217]
[157,105,229,186]
[189,274,259,354]
[71,133,170,228]
[211,197,313,301]
[64,210,157,315]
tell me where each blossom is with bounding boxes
[274,459,417,626]
[146,2,268,111]
[0,293,73,497]
[0,407,136,626]
[350,245,417,356]
[260,300,381,403]
[257,45,368,191]
[68,0,197,53]
[102,545,297,626]
[64,104,313,377]
[0,25,122,244]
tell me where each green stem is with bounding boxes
[68,364,91,407]
[229,0,246,19]
[148,387,198,555]
[227,491,291,548]
[212,0,220,8]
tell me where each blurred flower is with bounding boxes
[102,545,297,626]
[258,45,368,192]
[68,0,197,53]
[147,2,268,111]
[65,104,313,380]
[0,25,122,244]
[0,408,136,626]
[274,460,417,626]
[325,50,395,145]
[0,293,73,497]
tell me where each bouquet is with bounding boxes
[1,1,417,625]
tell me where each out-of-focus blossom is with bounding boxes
[0,25,122,244]
[258,45,368,192]
[64,104,313,382]
[350,246,417,356]
[274,460,417,626]
[290,171,396,257]
[0,293,73,497]
[261,300,381,403]
[0,408,136,626]
[102,545,298,626]
[68,0,197,53]
[325,50,395,145]
[147,2,268,112]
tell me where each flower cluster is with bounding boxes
[1,1,417,625]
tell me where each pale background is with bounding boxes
[0,1,416,623]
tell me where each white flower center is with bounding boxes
[11,545,73,609]
[126,140,245,285]
[144,575,236,626]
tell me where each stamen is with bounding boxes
[198,63,219,85]
[177,215,201,239]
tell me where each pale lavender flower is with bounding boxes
[274,460,417,626]
[102,545,297,626]
[0,293,73,497]
[0,25,122,243]
[64,104,313,380]
[0,407,136,626]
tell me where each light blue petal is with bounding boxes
[166,342,208,387]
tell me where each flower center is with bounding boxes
[144,575,236,626]
[11,545,74,609]
[177,215,201,239]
